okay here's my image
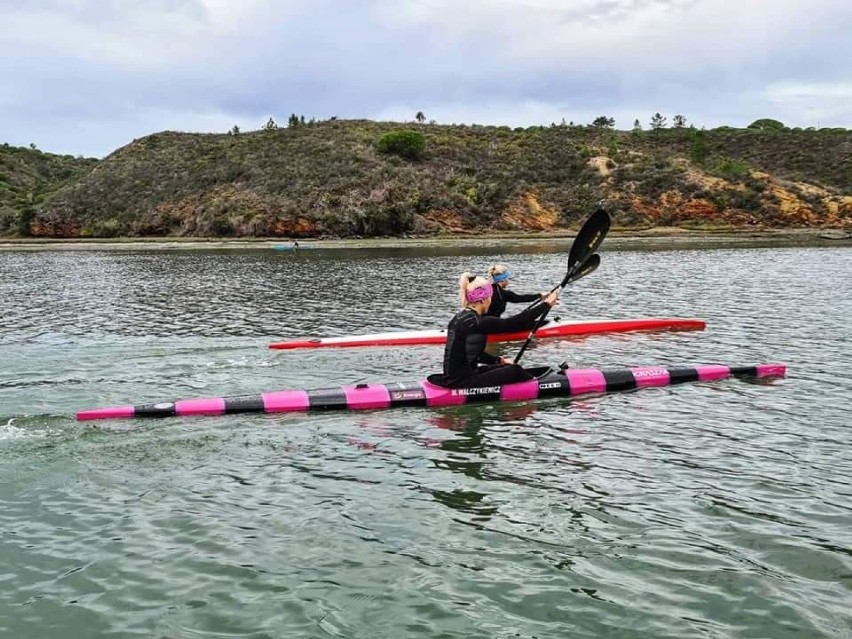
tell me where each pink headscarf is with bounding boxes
[465,283,493,303]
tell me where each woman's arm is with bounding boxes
[502,290,542,304]
[478,301,549,334]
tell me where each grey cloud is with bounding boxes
[1,0,849,156]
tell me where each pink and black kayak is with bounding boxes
[268,317,706,350]
[75,363,785,421]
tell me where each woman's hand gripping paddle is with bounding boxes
[513,208,611,365]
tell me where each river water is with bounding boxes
[1,244,850,638]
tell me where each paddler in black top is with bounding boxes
[429,273,559,389]
[484,264,546,318]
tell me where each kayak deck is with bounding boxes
[76,363,785,421]
[269,317,706,350]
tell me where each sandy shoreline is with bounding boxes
[1,228,850,252]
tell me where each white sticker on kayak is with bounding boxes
[633,368,668,378]
[451,386,501,396]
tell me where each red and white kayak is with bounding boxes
[75,362,785,421]
[269,317,706,350]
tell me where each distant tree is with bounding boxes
[263,117,278,131]
[330,116,338,121]
[415,111,425,124]
[631,119,642,137]
[592,116,616,129]
[29,143,37,150]
[747,118,786,131]
[650,113,667,130]
[689,128,709,164]
[376,130,426,160]
[300,115,305,125]
[229,125,241,135]
[17,206,35,236]
[673,114,687,128]
[288,113,300,128]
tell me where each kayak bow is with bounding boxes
[76,362,785,421]
[269,317,706,350]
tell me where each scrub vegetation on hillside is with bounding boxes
[2,118,849,238]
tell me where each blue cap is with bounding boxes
[491,270,512,283]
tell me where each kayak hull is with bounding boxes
[76,363,785,421]
[269,318,706,350]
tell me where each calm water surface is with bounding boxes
[1,245,850,638]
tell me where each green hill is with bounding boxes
[0,144,99,235]
[7,120,852,238]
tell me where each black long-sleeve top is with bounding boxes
[437,301,549,386]
[484,284,541,318]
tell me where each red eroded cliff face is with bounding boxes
[496,192,560,231]
[30,217,82,236]
[609,160,851,230]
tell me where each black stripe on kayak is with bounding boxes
[538,372,570,397]
[224,395,265,413]
[602,369,637,392]
[134,402,177,418]
[667,367,700,384]
[307,388,349,410]
[729,366,758,377]
[386,382,427,407]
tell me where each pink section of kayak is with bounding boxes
[697,365,732,382]
[421,381,467,407]
[757,364,787,378]
[175,398,226,416]
[342,385,392,410]
[500,379,539,402]
[630,367,671,388]
[563,369,607,395]
[262,390,310,412]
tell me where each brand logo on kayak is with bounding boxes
[451,386,501,396]
[391,391,425,401]
[633,368,668,378]
[539,382,562,390]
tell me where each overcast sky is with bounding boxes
[2,0,849,158]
